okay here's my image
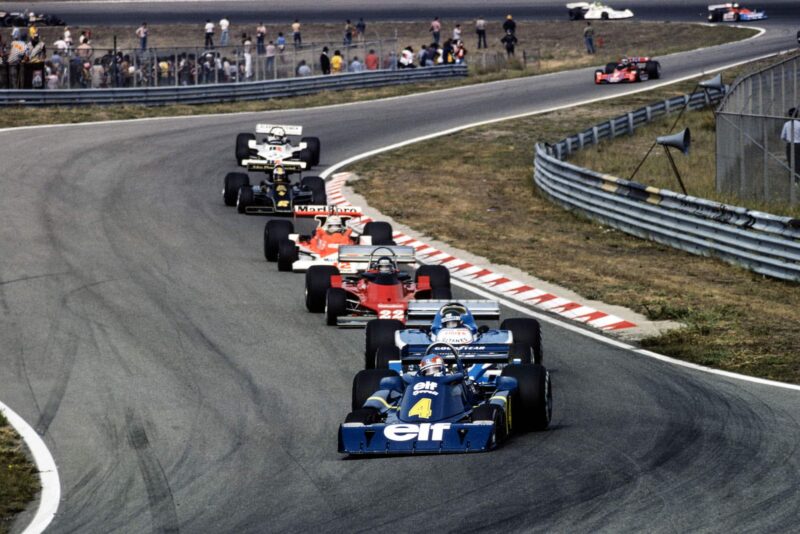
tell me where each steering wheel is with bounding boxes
[424,342,466,376]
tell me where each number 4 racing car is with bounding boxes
[235,123,320,174]
[595,56,661,84]
[222,165,326,215]
[707,3,767,22]
[263,205,396,271]
[339,342,552,455]
[303,246,452,326]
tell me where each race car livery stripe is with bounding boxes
[367,396,393,408]
[327,173,636,331]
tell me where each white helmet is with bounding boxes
[324,215,344,234]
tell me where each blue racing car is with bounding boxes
[339,342,551,455]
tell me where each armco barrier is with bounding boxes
[0,65,468,106]
[534,91,800,282]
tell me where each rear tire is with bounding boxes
[508,342,533,365]
[365,319,403,369]
[325,287,348,326]
[298,148,314,168]
[375,346,401,370]
[301,136,321,166]
[264,220,294,261]
[301,175,327,205]
[645,61,661,80]
[362,221,395,246]
[352,369,398,411]
[277,238,299,271]
[415,264,451,300]
[305,265,339,313]
[236,133,255,164]
[223,172,249,206]
[501,318,543,364]
[601,11,609,20]
[236,186,254,214]
[501,364,552,432]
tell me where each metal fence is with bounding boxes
[716,52,800,207]
[533,89,800,282]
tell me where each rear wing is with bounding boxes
[565,2,590,8]
[406,300,501,324]
[336,245,416,274]
[707,3,735,10]
[255,123,303,136]
[293,205,363,218]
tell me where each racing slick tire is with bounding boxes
[301,175,327,205]
[344,408,381,425]
[362,221,395,246]
[305,265,339,313]
[325,288,348,326]
[365,319,403,369]
[298,149,315,169]
[501,364,551,432]
[301,136,321,166]
[236,186,254,214]
[601,11,609,20]
[375,346,401,370]
[471,404,509,446]
[501,318,543,364]
[223,172,250,206]
[415,264,451,299]
[352,369,399,411]
[508,342,533,365]
[264,219,294,261]
[645,61,661,80]
[431,287,453,300]
[277,239,299,271]
[236,133,256,165]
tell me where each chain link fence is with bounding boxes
[716,52,800,207]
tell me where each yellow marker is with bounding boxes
[408,398,433,419]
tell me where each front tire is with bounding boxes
[236,186,254,214]
[264,220,294,261]
[325,287,348,326]
[352,369,399,411]
[236,133,256,165]
[301,175,326,205]
[277,238,299,271]
[305,265,339,312]
[362,221,394,246]
[645,61,661,80]
[471,404,508,447]
[223,172,249,206]
[501,364,552,432]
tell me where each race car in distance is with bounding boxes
[363,300,542,371]
[264,205,396,271]
[235,124,320,174]
[304,246,452,326]
[707,3,767,22]
[339,342,551,454]
[566,1,633,20]
[595,56,661,84]
[222,165,326,215]
[0,11,66,26]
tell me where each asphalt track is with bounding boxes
[3,0,800,25]
[2,10,800,534]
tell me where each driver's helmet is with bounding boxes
[324,215,344,234]
[439,303,467,328]
[272,165,287,182]
[270,127,286,140]
[620,58,630,66]
[419,354,445,376]
[374,256,395,274]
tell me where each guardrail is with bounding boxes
[534,90,800,282]
[0,65,468,106]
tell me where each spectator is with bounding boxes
[46,67,59,89]
[136,22,148,51]
[320,46,331,74]
[365,49,379,70]
[430,17,441,44]
[220,17,230,46]
[501,30,517,57]
[80,61,91,88]
[583,22,595,54]
[344,19,354,46]
[399,46,415,68]
[781,107,800,181]
[291,19,301,47]
[28,35,45,63]
[442,39,454,64]
[276,32,286,61]
[296,59,311,76]
[417,44,427,65]
[348,56,363,72]
[265,40,276,76]
[331,49,343,73]
[77,38,93,61]
[453,24,462,41]
[256,22,266,54]
[53,36,67,54]
[356,18,366,40]
[79,30,87,45]
[204,19,214,48]
[7,33,27,88]
[11,26,21,42]
[476,17,487,49]
[91,58,104,88]
[454,40,467,64]
[242,34,253,79]
[503,14,516,34]
[63,26,72,52]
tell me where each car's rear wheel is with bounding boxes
[223,172,249,206]
[236,186,254,214]
[301,136,321,166]
[501,364,551,432]
[277,238,299,271]
[264,219,294,261]
[301,175,327,205]
[601,11,609,20]
[236,133,256,164]
[325,287,348,326]
[501,318,543,364]
[415,264,451,299]
[645,61,661,80]
[375,346,401,370]
[352,369,399,411]
[305,265,339,312]
[365,319,403,369]
[362,221,395,246]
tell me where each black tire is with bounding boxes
[415,264,450,289]
[298,148,314,168]
[305,265,339,313]
[344,408,381,425]
[223,172,250,206]
[236,133,256,164]
[501,318,543,364]
[471,404,509,446]
[375,346,401,370]
[508,342,533,365]
[604,62,617,74]
[277,238,299,271]
[301,136,321,166]
[325,287,348,326]
[601,11,609,20]
[431,287,453,300]
[264,220,294,261]
[501,364,552,432]
[236,186,254,214]
[362,221,395,246]
[645,61,661,80]
[352,369,398,411]
[365,319,403,369]
[301,175,327,205]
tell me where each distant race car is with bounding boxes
[235,124,320,174]
[595,56,661,84]
[707,3,767,22]
[363,300,543,371]
[303,246,452,326]
[222,165,326,215]
[339,342,551,455]
[262,205,396,271]
[566,1,633,20]
[0,11,65,26]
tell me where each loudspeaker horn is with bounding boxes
[699,74,724,91]
[656,128,691,155]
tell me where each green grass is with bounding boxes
[0,412,39,534]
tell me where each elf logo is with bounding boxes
[384,423,451,442]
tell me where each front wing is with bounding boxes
[339,422,497,454]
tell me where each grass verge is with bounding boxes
[0,21,753,129]
[0,412,39,534]
[349,56,800,384]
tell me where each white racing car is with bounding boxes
[235,124,321,174]
[566,1,634,20]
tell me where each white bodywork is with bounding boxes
[241,123,309,171]
[567,1,634,19]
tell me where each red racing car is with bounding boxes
[595,56,661,84]
[304,246,452,327]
